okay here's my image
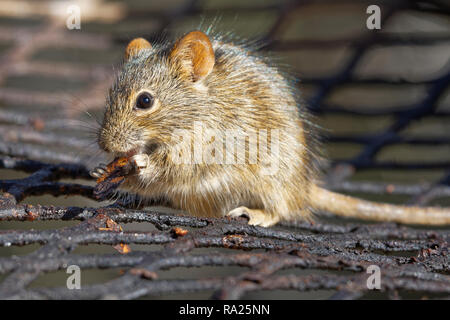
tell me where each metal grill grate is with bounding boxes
[0,0,449,299]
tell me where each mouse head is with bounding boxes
[98,30,216,157]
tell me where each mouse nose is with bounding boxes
[99,143,111,153]
[98,127,138,155]
[97,136,111,153]
[98,129,115,154]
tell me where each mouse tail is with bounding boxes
[309,184,450,225]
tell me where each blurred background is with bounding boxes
[0,0,449,299]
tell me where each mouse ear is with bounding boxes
[169,31,215,82]
[124,38,152,61]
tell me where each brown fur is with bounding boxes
[97,30,450,227]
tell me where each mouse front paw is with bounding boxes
[89,163,108,179]
[132,154,150,170]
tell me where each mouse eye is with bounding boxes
[135,92,154,110]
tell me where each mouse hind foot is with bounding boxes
[226,206,280,227]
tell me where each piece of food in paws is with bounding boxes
[93,157,136,200]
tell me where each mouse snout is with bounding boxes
[98,126,139,155]
[97,134,113,153]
